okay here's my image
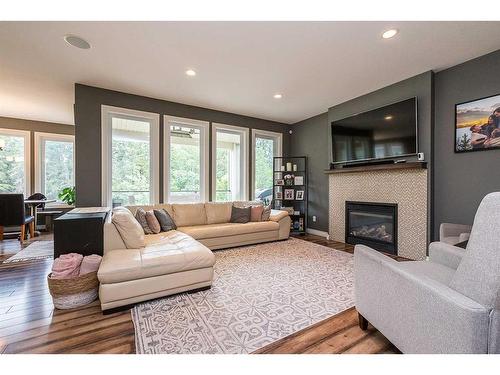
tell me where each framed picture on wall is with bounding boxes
[284,189,294,200]
[455,93,500,153]
[296,190,304,200]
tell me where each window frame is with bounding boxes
[34,132,75,204]
[211,123,249,202]
[163,115,209,203]
[101,105,160,207]
[251,129,283,200]
[0,127,31,196]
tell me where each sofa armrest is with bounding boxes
[439,223,472,241]
[428,241,466,270]
[355,244,490,353]
[269,209,288,222]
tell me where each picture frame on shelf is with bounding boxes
[284,189,294,200]
[293,210,301,216]
[294,176,304,185]
[275,191,283,200]
[296,190,304,200]
[275,179,284,186]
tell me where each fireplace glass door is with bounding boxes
[345,202,397,254]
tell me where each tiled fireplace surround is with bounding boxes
[328,168,428,260]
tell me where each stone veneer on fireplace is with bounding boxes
[328,167,428,260]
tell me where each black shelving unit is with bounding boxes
[272,156,307,235]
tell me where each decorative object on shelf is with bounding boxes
[455,93,500,153]
[296,190,304,200]
[284,189,294,200]
[273,156,307,235]
[284,174,295,186]
[280,165,285,171]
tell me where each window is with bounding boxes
[252,129,282,203]
[212,123,249,202]
[102,106,159,207]
[35,133,74,202]
[0,128,30,195]
[164,116,209,203]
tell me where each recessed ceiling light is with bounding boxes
[273,94,283,99]
[385,115,393,120]
[64,35,91,49]
[382,29,398,39]
[185,69,197,77]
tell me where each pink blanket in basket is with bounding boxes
[51,253,83,279]
[79,254,102,276]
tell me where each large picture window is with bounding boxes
[35,133,74,202]
[212,123,249,202]
[252,129,282,203]
[102,106,159,207]
[0,128,30,195]
[164,116,209,203]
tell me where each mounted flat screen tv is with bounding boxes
[331,97,418,164]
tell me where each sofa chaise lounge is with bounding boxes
[98,202,291,310]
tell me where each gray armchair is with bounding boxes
[354,192,500,353]
[440,222,472,245]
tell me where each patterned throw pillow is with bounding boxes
[154,209,177,232]
[135,208,153,234]
[230,205,251,223]
[261,203,272,221]
[250,205,264,222]
[145,211,161,234]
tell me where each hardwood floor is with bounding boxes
[0,233,399,354]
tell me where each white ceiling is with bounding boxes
[1,21,500,125]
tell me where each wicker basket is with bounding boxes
[47,271,99,310]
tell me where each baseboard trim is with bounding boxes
[306,228,329,238]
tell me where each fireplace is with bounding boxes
[345,201,398,255]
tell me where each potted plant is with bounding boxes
[58,186,76,206]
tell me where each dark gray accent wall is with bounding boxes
[290,113,329,232]
[433,50,500,239]
[74,84,290,207]
[291,71,434,237]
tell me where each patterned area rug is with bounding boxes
[3,241,54,263]
[132,238,354,354]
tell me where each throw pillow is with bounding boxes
[154,209,177,232]
[250,205,264,222]
[112,209,145,249]
[145,210,161,234]
[135,208,153,234]
[261,203,272,221]
[230,205,251,223]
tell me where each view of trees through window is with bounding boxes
[215,130,243,201]
[43,140,74,200]
[111,119,151,206]
[0,133,26,194]
[169,125,201,202]
[254,137,274,202]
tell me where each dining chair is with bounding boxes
[0,194,35,242]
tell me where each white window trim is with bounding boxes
[163,115,209,203]
[251,129,283,200]
[101,105,160,207]
[211,123,249,202]
[34,132,75,204]
[0,127,31,196]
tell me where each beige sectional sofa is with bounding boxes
[98,202,290,310]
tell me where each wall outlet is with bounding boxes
[312,216,317,222]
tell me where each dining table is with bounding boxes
[24,198,56,237]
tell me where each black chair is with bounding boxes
[0,194,35,242]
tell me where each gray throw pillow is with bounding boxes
[154,209,177,232]
[135,208,153,234]
[261,203,272,221]
[230,205,251,223]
